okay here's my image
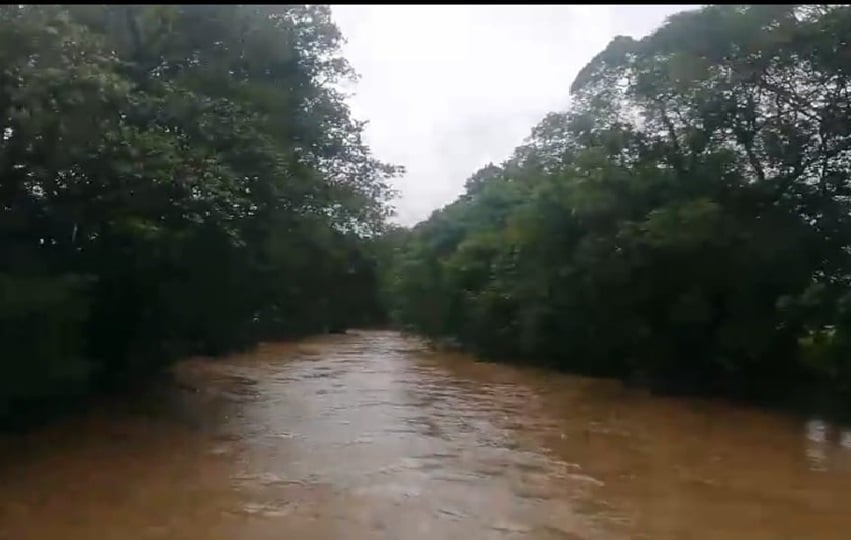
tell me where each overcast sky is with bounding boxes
[331,5,700,226]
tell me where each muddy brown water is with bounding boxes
[2,330,851,539]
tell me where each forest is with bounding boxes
[4,4,851,422]
[386,5,851,409]
[0,5,396,421]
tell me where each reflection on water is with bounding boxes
[806,418,829,472]
[2,330,851,539]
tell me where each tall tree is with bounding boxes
[0,5,399,420]
[389,5,851,406]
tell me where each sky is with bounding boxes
[331,5,700,226]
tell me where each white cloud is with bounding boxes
[331,5,700,226]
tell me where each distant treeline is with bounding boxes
[0,5,397,420]
[386,5,851,410]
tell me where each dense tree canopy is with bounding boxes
[0,5,397,420]
[6,4,851,423]
[388,4,851,408]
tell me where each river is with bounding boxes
[2,330,851,539]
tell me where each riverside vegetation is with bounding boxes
[4,4,851,422]
[385,5,851,412]
[0,5,397,421]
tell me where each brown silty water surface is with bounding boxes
[2,330,851,539]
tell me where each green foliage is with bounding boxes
[0,275,95,414]
[388,4,851,407]
[0,5,397,421]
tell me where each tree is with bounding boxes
[0,5,399,422]
[389,4,851,406]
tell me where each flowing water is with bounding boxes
[2,330,851,539]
